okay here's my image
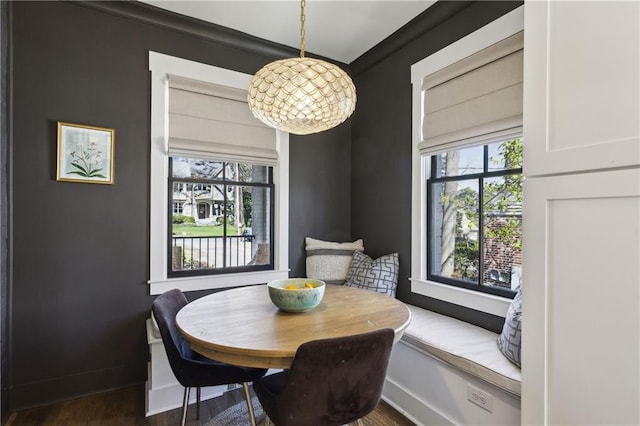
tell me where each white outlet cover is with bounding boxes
[467,383,493,413]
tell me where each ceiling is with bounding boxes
[141,1,436,63]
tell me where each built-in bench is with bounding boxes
[383,305,521,425]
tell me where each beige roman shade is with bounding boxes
[168,75,277,165]
[419,32,523,155]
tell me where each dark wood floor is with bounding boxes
[7,384,415,426]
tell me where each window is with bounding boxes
[173,201,184,214]
[149,52,290,294]
[427,139,522,297]
[169,158,274,276]
[410,6,524,316]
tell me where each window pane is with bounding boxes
[233,186,271,266]
[434,145,484,178]
[482,176,523,290]
[225,162,270,183]
[172,202,183,214]
[430,179,479,283]
[170,182,271,272]
[427,139,522,296]
[171,157,224,180]
[487,138,523,172]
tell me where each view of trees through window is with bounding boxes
[168,158,273,276]
[428,139,523,296]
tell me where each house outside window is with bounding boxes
[427,139,522,297]
[168,158,274,277]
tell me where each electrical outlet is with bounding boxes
[467,383,493,413]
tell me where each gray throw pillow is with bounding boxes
[345,251,399,297]
[497,286,522,368]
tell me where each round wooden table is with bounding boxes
[176,284,412,369]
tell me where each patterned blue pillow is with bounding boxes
[497,286,522,368]
[345,251,399,297]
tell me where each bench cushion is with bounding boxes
[402,305,521,397]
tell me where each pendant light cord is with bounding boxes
[299,0,306,58]
[248,0,356,135]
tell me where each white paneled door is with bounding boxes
[522,1,640,425]
[522,169,640,425]
[523,1,640,177]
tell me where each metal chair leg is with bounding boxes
[196,387,201,420]
[181,387,190,426]
[241,382,257,426]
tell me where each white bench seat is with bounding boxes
[402,305,521,397]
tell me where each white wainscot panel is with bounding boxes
[547,196,639,425]
[524,1,640,177]
[145,319,226,416]
[522,168,640,425]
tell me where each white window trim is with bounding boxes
[148,52,289,295]
[410,6,524,317]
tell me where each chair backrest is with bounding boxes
[151,289,197,384]
[278,328,395,426]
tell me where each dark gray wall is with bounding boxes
[8,1,350,410]
[289,124,352,277]
[350,1,522,333]
[1,0,9,421]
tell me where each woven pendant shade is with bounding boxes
[247,0,356,135]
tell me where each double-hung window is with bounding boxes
[169,158,274,277]
[410,7,524,315]
[427,139,522,298]
[149,52,289,294]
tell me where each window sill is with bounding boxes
[410,278,511,317]
[149,269,289,295]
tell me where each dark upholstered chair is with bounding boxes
[152,289,267,426]
[253,328,395,426]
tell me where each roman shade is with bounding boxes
[419,32,523,155]
[168,75,278,165]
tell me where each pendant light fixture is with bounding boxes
[247,0,357,135]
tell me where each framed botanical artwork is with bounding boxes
[56,121,115,184]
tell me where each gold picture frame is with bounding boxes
[56,121,115,184]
